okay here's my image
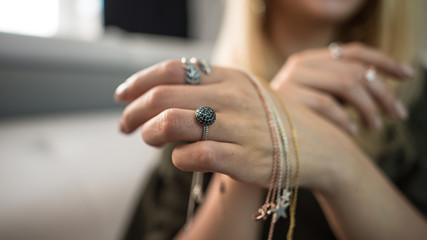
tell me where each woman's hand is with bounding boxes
[271,42,414,135]
[115,60,277,187]
[115,60,427,240]
[114,59,357,190]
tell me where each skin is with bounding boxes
[267,0,414,134]
[115,0,425,239]
[115,61,427,239]
[271,42,412,134]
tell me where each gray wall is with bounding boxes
[0,33,213,116]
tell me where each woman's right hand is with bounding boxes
[271,42,414,135]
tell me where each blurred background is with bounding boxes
[1,1,427,240]
[0,0,222,239]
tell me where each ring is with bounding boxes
[363,66,376,84]
[195,106,216,141]
[181,57,200,85]
[329,42,342,60]
[190,57,212,75]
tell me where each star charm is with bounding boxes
[282,190,291,203]
[269,201,289,223]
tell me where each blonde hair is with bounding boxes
[212,0,423,158]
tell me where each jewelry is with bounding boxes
[190,57,212,75]
[241,69,300,240]
[185,106,216,236]
[364,66,376,83]
[329,42,342,60]
[237,70,288,240]
[181,57,200,85]
[182,57,213,237]
[195,106,216,140]
[259,80,292,240]
[245,76,280,222]
[274,91,301,240]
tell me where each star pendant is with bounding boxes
[270,201,289,223]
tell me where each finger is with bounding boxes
[341,42,415,79]
[119,85,221,133]
[290,86,358,135]
[295,70,383,129]
[171,141,243,174]
[172,142,270,185]
[365,79,408,120]
[141,108,237,147]
[115,59,224,102]
[317,57,366,77]
[303,59,406,121]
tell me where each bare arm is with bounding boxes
[314,148,427,240]
[174,174,264,240]
[287,100,427,240]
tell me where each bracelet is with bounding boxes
[276,94,300,240]
[260,83,292,240]
[243,70,300,240]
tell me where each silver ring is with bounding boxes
[181,57,200,85]
[329,42,342,60]
[190,57,212,75]
[364,66,376,84]
[195,106,216,141]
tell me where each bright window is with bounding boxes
[0,0,103,39]
[0,0,60,37]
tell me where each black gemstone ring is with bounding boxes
[195,106,216,140]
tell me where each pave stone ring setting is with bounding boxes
[195,106,216,141]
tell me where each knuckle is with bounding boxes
[159,60,182,79]
[145,86,168,107]
[339,76,358,92]
[343,42,366,56]
[158,109,180,136]
[345,41,364,52]
[197,144,215,168]
[287,52,304,65]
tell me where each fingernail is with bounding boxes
[395,101,408,120]
[115,82,128,96]
[348,123,359,135]
[373,116,383,130]
[119,120,129,133]
[400,64,415,78]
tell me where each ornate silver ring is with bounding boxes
[181,57,200,85]
[195,106,216,141]
[329,42,342,60]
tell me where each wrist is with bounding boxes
[308,144,367,197]
[220,174,265,198]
